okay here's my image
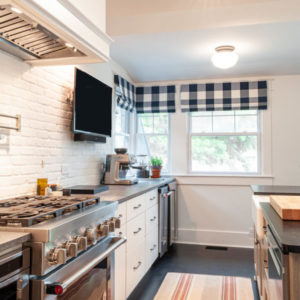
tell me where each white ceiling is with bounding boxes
[108,0,300,82]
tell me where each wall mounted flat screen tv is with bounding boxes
[73,68,112,138]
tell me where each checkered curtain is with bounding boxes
[136,85,176,114]
[114,75,135,112]
[180,81,267,112]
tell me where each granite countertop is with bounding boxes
[251,185,300,195]
[0,231,31,253]
[260,202,300,253]
[99,177,175,203]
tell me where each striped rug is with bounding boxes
[154,273,254,300]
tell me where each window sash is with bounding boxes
[188,111,262,174]
[136,114,171,172]
[190,110,259,134]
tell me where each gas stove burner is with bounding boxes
[0,201,24,207]
[15,210,40,218]
[0,194,100,227]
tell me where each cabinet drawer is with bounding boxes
[146,189,158,209]
[146,228,158,270]
[127,194,145,221]
[126,242,145,298]
[126,213,146,251]
[146,204,158,234]
[116,202,127,225]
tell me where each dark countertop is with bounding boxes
[260,202,300,253]
[99,177,175,203]
[0,231,31,253]
[251,185,300,195]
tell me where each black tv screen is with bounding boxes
[74,68,112,137]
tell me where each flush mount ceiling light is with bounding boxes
[211,45,239,69]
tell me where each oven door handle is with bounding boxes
[268,246,282,276]
[45,236,126,296]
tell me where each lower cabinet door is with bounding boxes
[126,242,146,298]
[114,225,127,300]
[146,227,159,271]
[115,241,126,300]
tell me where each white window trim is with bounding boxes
[135,113,171,173]
[114,106,134,152]
[187,111,263,175]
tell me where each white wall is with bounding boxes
[136,75,300,248]
[0,49,131,199]
[70,0,106,32]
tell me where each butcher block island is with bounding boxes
[270,196,300,220]
[251,185,300,300]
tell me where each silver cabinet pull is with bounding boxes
[150,244,157,251]
[118,232,123,236]
[150,216,157,222]
[133,204,142,209]
[133,261,142,270]
[133,227,142,234]
[150,197,155,200]
[118,214,123,218]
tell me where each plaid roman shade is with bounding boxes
[180,80,267,112]
[136,85,176,114]
[114,75,135,112]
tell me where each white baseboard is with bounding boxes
[176,228,254,248]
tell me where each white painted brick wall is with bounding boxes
[0,51,112,199]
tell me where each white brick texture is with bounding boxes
[0,51,112,199]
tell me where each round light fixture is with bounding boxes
[211,45,239,69]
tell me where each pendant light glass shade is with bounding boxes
[211,46,239,69]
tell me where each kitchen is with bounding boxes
[1,0,300,299]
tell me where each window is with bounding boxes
[136,113,170,172]
[189,110,261,174]
[115,106,131,150]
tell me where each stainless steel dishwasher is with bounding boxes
[158,181,177,257]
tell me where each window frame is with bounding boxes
[135,113,171,173]
[187,110,262,175]
[114,106,132,151]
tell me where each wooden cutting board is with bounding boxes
[270,195,300,220]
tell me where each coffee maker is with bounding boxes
[104,149,138,185]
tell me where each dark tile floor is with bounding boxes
[127,244,259,300]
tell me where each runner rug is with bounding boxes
[154,273,254,300]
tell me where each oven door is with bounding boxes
[0,247,30,300]
[31,236,125,300]
[266,227,284,300]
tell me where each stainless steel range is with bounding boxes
[0,194,126,299]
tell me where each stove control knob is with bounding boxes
[104,220,115,232]
[49,248,67,265]
[110,217,121,228]
[86,228,97,245]
[65,242,78,257]
[74,236,87,251]
[97,224,109,237]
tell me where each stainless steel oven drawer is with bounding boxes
[31,236,126,300]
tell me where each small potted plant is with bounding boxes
[151,156,163,178]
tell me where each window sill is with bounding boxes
[165,173,273,186]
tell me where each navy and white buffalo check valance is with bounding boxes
[114,75,135,112]
[136,85,176,114]
[180,80,267,112]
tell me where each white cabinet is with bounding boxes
[114,203,127,300]
[146,227,158,270]
[114,189,159,300]
[127,194,145,221]
[126,213,146,251]
[115,241,126,300]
